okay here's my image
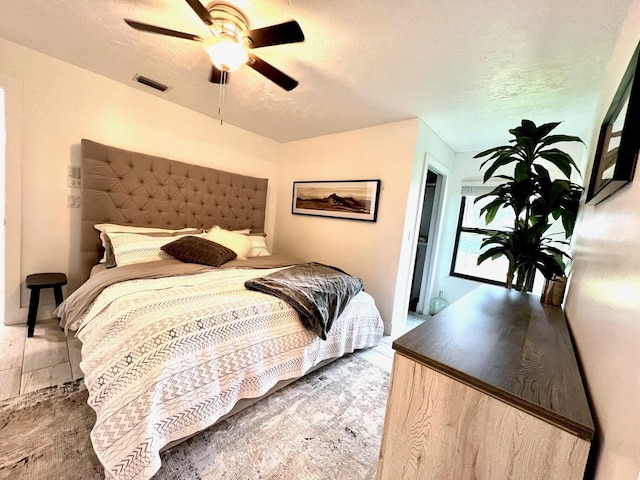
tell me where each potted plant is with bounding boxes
[474,120,584,296]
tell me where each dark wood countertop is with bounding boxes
[393,285,594,440]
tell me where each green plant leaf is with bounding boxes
[513,135,535,160]
[539,134,584,148]
[514,161,530,182]
[539,257,567,278]
[547,148,582,170]
[535,256,566,280]
[474,145,512,159]
[534,121,561,140]
[482,155,519,182]
[544,245,571,259]
[560,210,576,237]
[477,246,506,265]
[549,180,571,204]
[537,150,574,178]
[479,198,504,224]
[493,175,514,181]
[532,164,551,182]
[474,184,508,204]
[511,119,537,138]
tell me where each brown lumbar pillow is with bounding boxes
[161,235,237,267]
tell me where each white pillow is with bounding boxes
[204,226,252,260]
[205,226,251,235]
[94,224,201,264]
[108,232,201,266]
[247,235,270,257]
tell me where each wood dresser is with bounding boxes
[376,285,594,480]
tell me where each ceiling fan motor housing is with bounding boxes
[206,2,250,42]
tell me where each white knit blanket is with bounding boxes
[74,267,383,480]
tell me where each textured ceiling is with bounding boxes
[0,0,634,150]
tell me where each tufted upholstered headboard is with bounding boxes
[80,139,268,283]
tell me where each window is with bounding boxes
[450,187,514,286]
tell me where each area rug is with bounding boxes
[0,354,390,480]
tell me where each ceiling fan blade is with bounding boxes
[245,21,304,48]
[185,0,214,26]
[209,65,229,84]
[124,19,204,42]
[246,54,298,91]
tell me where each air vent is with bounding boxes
[133,74,171,92]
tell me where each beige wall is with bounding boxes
[274,119,420,331]
[0,38,280,324]
[273,119,455,334]
[1,37,428,332]
[564,1,640,478]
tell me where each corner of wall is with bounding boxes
[1,72,23,325]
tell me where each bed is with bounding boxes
[56,139,384,480]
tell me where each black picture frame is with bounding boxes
[291,180,381,222]
[587,42,640,204]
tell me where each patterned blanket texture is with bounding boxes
[60,263,383,480]
[245,262,364,340]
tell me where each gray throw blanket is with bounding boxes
[244,263,365,340]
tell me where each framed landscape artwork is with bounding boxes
[292,180,381,222]
[587,41,640,204]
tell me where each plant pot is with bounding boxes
[540,276,567,306]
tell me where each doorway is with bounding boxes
[408,168,443,315]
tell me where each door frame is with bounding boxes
[416,168,446,314]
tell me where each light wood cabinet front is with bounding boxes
[376,354,591,480]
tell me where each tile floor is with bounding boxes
[356,313,426,372]
[0,318,82,401]
[0,313,428,401]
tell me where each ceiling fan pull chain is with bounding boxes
[218,70,227,125]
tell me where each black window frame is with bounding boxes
[449,195,508,287]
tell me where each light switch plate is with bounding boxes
[67,195,81,208]
[67,165,81,188]
[67,177,81,188]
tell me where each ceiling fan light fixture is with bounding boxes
[124,1,303,90]
[204,36,248,72]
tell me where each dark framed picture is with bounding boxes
[292,180,381,222]
[587,42,640,204]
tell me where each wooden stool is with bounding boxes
[26,273,67,338]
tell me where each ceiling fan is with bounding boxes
[124,0,305,91]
